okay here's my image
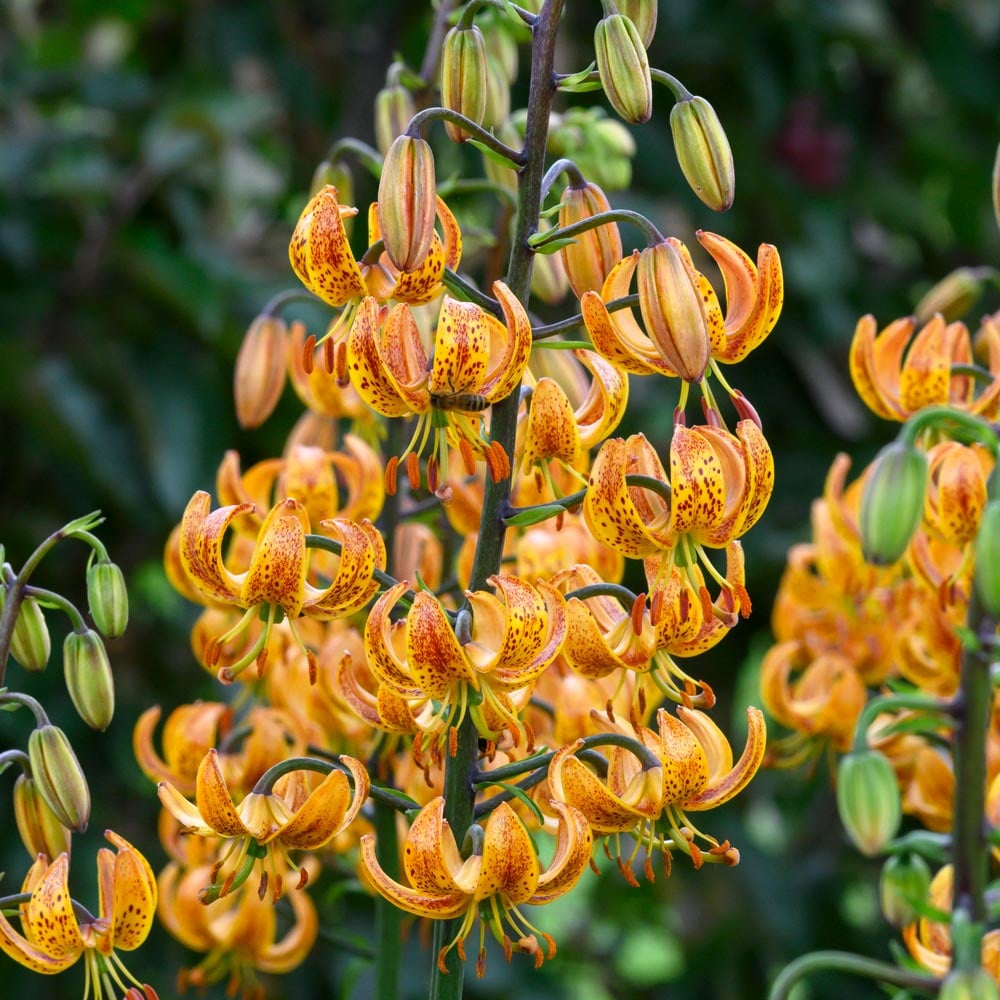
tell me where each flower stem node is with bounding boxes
[974,499,1000,617]
[835,749,901,856]
[27,723,91,832]
[86,558,129,638]
[878,853,931,928]
[939,969,1000,1000]
[441,24,489,142]
[858,441,928,566]
[64,628,116,731]
[670,94,735,212]
[1,588,51,672]
[594,13,652,124]
[378,134,438,273]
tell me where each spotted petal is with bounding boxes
[275,757,369,849]
[678,706,766,810]
[100,831,157,953]
[304,517,386,618]
[531,801,594,904]
[476,802,540,904]
[240,498,310,616]
[407,591,476,697]
[179,491,255,604]
[193,749,247,838]
[480,282,534,403]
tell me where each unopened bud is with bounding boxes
[617,0,657,47]
[87,559,129,638]
[234,313,289,430]
[993,140,1000,235]
[1,587,51,672]
[374,84,415,158]
[594,14,652,124]
[940,969,1000,1000]
[530,219,569,305]
[637,240,712,382]
[482,52,511,132]
[879,853,931,927]
[670,94,735,212]
[859,441,928,566]
[974,499,1000,617]
[558,181,623,298]
[482,120,521,195]
[13,772,72,861]
[378,134,437,273]
[487,21,519,84]
[310,159,353,214]
[64,628,116,731]
[836,750,901,856]
[915,267,988,324]
[441,24,488,142]
[27,724,91,832]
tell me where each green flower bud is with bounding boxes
[974,499,1000,617]
[310,159,353,208]
[836,750,901,856]
[13,772,72,861]
[594,14,652,125]
[27,724,91,832]
[940,969,1000,1000]
[87,558,129,638]
[879,853,931,927]
[64,628,116,731]
[1,587,51,672]
[482,119,521,195]
[374,84,415,158]
[441,24,488,142]
[915,267,987,324]
[487,21,520,84]
[670,94,735,212]
[617,0,657,47]
[482,52,511,132]
[530,219,570,305]
[859,441,928,566]
[378,134,437,273]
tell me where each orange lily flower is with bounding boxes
[923,440,993,547]
[364,575,567,756]
[157,749,369,901]
[158,862,317,1000]
[849,311,1000,421]
[177,491,386,680]
[359,796,592,976]
[548,705,766,882]
[345,280,531,490]
[0,831,157,999]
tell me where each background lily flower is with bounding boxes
[359,796,592,976]
[0,831,157,999]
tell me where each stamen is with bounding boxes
[459,438,477,476]
[335,340,349,386]
[630,593,646,635]
[323,335,335,374]
[302,335,316,374]
[407,453,421,491]
[385,456,399,496]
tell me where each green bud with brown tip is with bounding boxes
[859,441,928,566]
[441,24,488,142]
[378,134,437,273]
[27,724,91,832]
[87,558,128,638]
[594,14,652,125]
[64,628,116,731]
[1,587,51,672]
[836,749,901,856]
[670,94,735,211]
[374,83,416,158]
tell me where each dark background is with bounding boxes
[2,1,999,997]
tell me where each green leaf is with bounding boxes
[529,235,578,254]
[489,782,546,825]
[504,503,567,526]
[557,63,600,94]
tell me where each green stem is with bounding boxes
[649,68,693,101]
[767,950,939,1000]
[374,797,403,1000]
[326,137,384,178]
[0,690,50,727]
[532,293,638,340]
[418,0,458,89]
[899,405,999,454]
[530,209,664,250]
[539,158,587,200]
[441,269,502,316]
[407,108,526,166]
[24,585,87,632]
[304,535,409,604]
[851,691,952,753]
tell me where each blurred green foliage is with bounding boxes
[2,0,999,997]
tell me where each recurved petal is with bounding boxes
[193,749,247,838]
[668,424,728,538]
[522,378,581,467]
[680,706,766,810]
[656,709,710,803]
[240,499,310,616]
[488,575,566,685]
[900,314,952,412]
[407,591,476,697]
[157,782,211,835]
[532,801,594,904]
[256,883,320,974]
[280,757,370,849]
[179,492,255,604]
[22,854,83,963]
[103,834,157,952]
[548,741,641,833]
[345,297,414,417]
[428,296,491,397]
[481,281,533,403]
[573,349,630,449]
[305,518,385,618]
[400,797,475,896]
[476,802,540,904]
[582,271,663,376]
[364,582,424,698]
[733,419,775,537]
[848,314,913,421]
[0,862,80,973]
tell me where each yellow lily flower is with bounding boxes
[177,491,386,681]
[923,440,993,547]
[157,749,369,901]
[849,311,1000,421]
[158,861,317,1000]
[548,705,765,883]
[0,831,157,999]
[345,280,531,491]
[359,796,592,976]
[364,575,567,756]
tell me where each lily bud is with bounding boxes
[378,134,437,273]
[879,853,931,927]
[558,180,623,298]
[993,140,1000,235]
[836,749,901,856]
[1,587,51,672]
[374,83,415,158]
[310,159,354,221]
[859,441,928,566]
[482,119,521,195]
[974,499,1000,617]
[594,14,652,124]
[441,24,488,142]
[916,267,988,324]
[64,628,116,731]
[13,772,72,861]
[617,0,657,47]
[482,52,511,131]
[87,558,129,638]
[940,969,1000,1000]
[487,22,519,84]
[637,239,712,382]
[670,94,735,212]
[27,724,91,832]
[530,219,570,304]
[234,313,289,430]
